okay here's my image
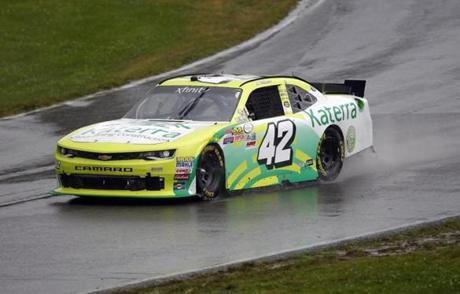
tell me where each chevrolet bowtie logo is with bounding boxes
[98,154,112,161]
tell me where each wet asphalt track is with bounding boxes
[1,0,460,293]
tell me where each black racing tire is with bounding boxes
[197,145,225,200]
[316,127,345,181]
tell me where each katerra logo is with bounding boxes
[306,102,358,127]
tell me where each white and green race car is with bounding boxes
[54,74,373,200]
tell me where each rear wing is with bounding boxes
[310,80,366,97]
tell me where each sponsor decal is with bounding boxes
[174,174,190,180]
[150,167,163,173]
[175,168,191,174]
[306,102,358,127]
[70,119,202,144]
[246,140,257,149]
[223,132,256,146]
[222,124,256,146]
[245,133,256,141]
[223,136,234,145]
[176,157,193,168]
[175,157,192,180]
[232,127,244,136]
[346,126,356,153]
[173,181,186,190]
[175,87,208,94]
[280,89,290,108]
[75,166,133,172]
[74,126,181,141]
[243,123,254,134]
[233,134,245,142]
[298,158,314,168]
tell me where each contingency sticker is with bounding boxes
[222,126,257,147]
[175,157,194,180]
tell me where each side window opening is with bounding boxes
[245,86,284,120]
[287,85,317,113]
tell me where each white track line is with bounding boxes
[0,165,54,181]
[0,194,52,208]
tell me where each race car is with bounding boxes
[54,74,373,200]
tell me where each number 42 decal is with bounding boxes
[257,119,296,169]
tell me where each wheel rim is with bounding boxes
[319,135,340,172]
[198,150,222,194]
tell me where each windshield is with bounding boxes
[124,86,241,121]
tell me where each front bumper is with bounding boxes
[54,153,196,198]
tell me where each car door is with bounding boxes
[222,83,318,191]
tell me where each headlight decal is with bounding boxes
[57,146,175,161]
[141,150,175,160]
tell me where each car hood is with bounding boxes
[68,119,217,145]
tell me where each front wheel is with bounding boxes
[197,145,225,200]
[316,127,345,181]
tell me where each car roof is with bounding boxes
[159,74,312,89]
[159,74,260,88]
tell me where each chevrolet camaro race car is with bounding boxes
[54,74,373,200]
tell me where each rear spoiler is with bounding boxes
[310,80,366,97]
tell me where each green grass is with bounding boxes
[135,218,460,294]
[0,0,297,117]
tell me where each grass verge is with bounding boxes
[0,0,297,117]
[130,217,460,293]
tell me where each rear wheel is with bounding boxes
[197,145,225,200]
[316,127,344,181]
